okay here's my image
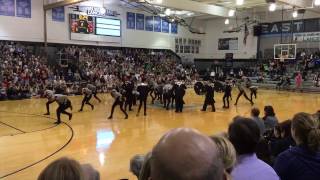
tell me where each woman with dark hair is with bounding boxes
[263,106,279,130]
[270,120,296,158]
[274,113,320,180]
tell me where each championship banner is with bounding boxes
[145,16,153,31]
[0,0,15,16]
[127,12,135,29]
[136,13,144,30]
[16,0,31,18]
[171,23,178,34]
[162,18,169,33]
[52,6,65,22]
[154,16,161,32]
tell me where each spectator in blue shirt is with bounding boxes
[229,116,279,180]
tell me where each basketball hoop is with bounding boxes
[274,44,297,60]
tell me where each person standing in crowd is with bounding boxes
[223,79,232,109]
[78,87,94,112]
[228,117,279,180]
[234,80,254,106]
[54,94,73,124]
[274,113,320,180]
[251,108,266,136]
[136,79,149,116]
[108,89,128,119]
[295,72,303,91]
[174,80,187,113]
[263,106,279,131]
[201,81,215,112]
[87,83,102,103]
[43,89,55,115]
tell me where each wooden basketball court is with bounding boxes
[0,89,319,180]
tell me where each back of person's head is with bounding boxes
[264,106,275,117]
[138,152,152,180]
[251,108,260,117]
[228,116,260,155]
[130,154,145,178]
[292,112,320,153]
[151,128,224,180]
[38,157,84,180]
[210,135,236,172]
[278,120,292,138]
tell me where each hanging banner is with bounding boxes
[162,19,169,33]
[0,0,15,16]
[171,23,178,34]
[154,16,161,32]
[127,12,135,29]
[145,16,153,31]
[293,32,320,42]
[136,13,144,30]
[16,0,31,18]
[52,6,65,22]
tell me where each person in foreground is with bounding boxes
[38,157,99,180]
[273,112,320,180]
[228,117,279,180]
[150,128,225,180]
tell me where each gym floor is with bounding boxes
[0,89,319,180]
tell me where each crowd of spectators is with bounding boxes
[0,42,198,101]
[128,108,320,180]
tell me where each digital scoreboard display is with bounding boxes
[70,14,94,34]
[95,18,121,37]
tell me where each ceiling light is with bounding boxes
[236,0,244,6]
[155,0,163,4]
[165,8,171,16]
[187,12,194,16]
[225,18,230,25]
[228,9,235,17]
[269,3,276,11]
[292,10,298,18]
[159,14,166,17]
[315,0,320,6]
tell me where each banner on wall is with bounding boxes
[260,18,320,35]
[136,13,144,30]
[127,12,135,29]
[293,32,320,42]
[52,7,65,22]
[218,38,238,50]
[154,16,161,32]
[162,19,169,33]
[145,16,153,31]
[171,23,178,34]
[16,0,31,18]
[0,0,15,16]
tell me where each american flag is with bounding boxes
[243,23,249,45]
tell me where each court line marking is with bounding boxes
[0,111,74,179]
[0,121,26,133]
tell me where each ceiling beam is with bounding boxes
[44,0,88,10]
[147,0,230,17]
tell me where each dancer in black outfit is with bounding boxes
[201,81,216,112]
[137,79,149,116]
[123,81,134,111]
[163,82,174,110]
[223,80,232,109]
[234,81,254,106]
[174,81,187,113]
[87,84,101,103]
[79,88,94,112]
[55,95,73,124]
[44,89,55,115]
[108,89,128,119]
